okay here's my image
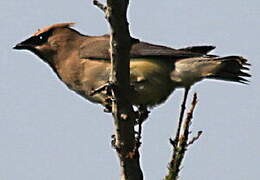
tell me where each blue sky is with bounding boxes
[1,0,259,179]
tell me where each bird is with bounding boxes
[13,22,250,111]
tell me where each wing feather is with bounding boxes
[79,35,213,60]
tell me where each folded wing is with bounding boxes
[79,35,215,60]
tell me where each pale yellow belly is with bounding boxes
[77,58,176,107]
[127,59,175,106]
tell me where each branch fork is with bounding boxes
[165,92,202,180]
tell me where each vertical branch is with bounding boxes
[165,93,202,180]
[174,87,190,145]
[93,0,143,180]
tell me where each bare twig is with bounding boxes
[93,0,107,12]
[187,131,203,146]
[182,93,198,142]
[165,93,201,180]
[173,87,190,146]
[136,119,142,147]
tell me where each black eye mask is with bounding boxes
[22,30,53,47]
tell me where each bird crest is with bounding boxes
[32,22,75,36]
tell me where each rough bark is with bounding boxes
[93,0,143,179]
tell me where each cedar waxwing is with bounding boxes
[13,23,250,109]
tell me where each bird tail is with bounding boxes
[178,45,216,54]
[205,56,251,84]
[172,55,251,87]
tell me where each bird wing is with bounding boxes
[178,45,215,54]
[79,34,215,60]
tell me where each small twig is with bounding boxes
[173,87,190,147]
[187,131,203,146]
[93,0,107,12]
[187,93,198,119]
[135,106,149,148]
[182,93,198,143]
[165,93,200,180]
[136,117,143,148]
[132,106,149,157]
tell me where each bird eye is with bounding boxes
[28,31,51,46]
[36,34,48,44]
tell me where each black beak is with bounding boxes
[13,42,31,50]
[13,38,37,51]
[13,43,24,50]
[13,36,37,50]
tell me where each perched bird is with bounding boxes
[13,23,250,110]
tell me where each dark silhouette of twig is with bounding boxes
[93,0,107,12]
[187,131,203,146]
[165,93,202,180]
[174,87,190,146]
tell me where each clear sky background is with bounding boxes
[1,0,259,179]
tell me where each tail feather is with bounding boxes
[206,56,251,84]
[178,45,216,54]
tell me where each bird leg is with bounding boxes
[103,99,113,113]
[90,81,114,96]
[90,81,116,112]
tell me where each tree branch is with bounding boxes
[165,93,202,180]
[187,130,203,146]
[93,0,143,179]
[174,87,190,146]
[93,0,107,12]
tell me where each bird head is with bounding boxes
[13,22,79,64]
